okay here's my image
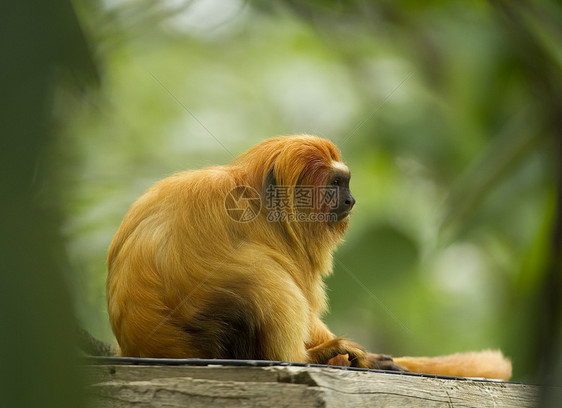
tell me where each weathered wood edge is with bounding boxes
[84,364,542,408]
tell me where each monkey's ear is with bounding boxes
[262,165,277,208]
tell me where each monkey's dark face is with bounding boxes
[327,168,355,222]
[260,151,354,225]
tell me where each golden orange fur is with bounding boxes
[395,350,512,380]
[107,134,511,380]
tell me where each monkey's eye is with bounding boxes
[331,178,340,186]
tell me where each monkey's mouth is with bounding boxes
[332,210,351,222]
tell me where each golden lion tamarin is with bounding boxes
[107,134,512,380]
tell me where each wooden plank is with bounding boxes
[89,377,321,408]
[289,367,539,408]
[83,364,280,384]
[85,364,541,408]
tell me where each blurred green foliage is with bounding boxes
[0,1,97,407]
[48,0,561,385]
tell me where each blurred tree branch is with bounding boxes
[492,0,562,402]
[0,1,98,407]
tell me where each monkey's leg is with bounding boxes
[179,276,312,363]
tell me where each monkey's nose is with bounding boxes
[345,195,356,210]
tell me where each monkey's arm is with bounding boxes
[306,319,510,378]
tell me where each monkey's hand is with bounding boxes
[325,350,408,371]
[308,337,406,371]
[366,353,408,372]
[308,337,368,367]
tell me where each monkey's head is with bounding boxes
[235,135,354,240]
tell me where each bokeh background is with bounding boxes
[2,1,561,406]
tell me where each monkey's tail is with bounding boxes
[393,350,512,381]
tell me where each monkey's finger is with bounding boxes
[346,350,369,368]
[367,353,409,372]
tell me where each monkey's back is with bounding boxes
[108,167,242,355]
[106,165,311,359]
